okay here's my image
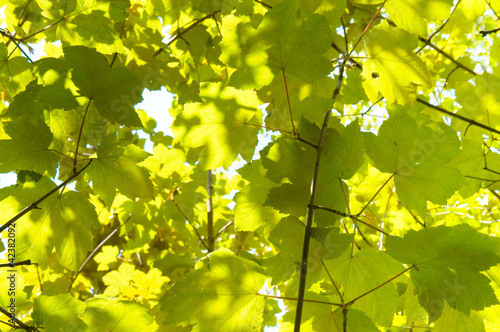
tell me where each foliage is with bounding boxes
[0,0,500,331]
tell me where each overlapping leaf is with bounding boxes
[364,111,463,216]
[32,294,87,332]
[362,21,432,105]
[160,248,267,331]
[324,248,404,326]
[63,46,143,126]
[85,134,154,207]
[220,0,332,90]
[233,160,282,232]
[172,82,263,170]
[386,224,500,321]
[81,298,156,332]
[386,0,453,35]
[17,187,100,270]
[0,120,59,175]
[263,120,363,221]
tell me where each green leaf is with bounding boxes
[0,120,58,175]
[322,120,365,180]
[6,80,78,120]
[257,0,332,82]
[455,73,500,132]
[280,299,380,331]
[364,111,463,216]
[172,82,263,170]
[32,294,87,332]
[386,0,453,35]
[362,21,432,105]
[160,248,266,331]
[324,248,404,326]
[63,46,143,126]
[81,298,156,332]
[17,189,100,270]
[220,0,332,89]
[85,135,154,206]
[385,224,500,321]
[434,303,485,332]
[233,160,282,232]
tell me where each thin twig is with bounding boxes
[206,170,215,252]
[66,214,132,293]
[314,205,390,236]
[347,0,387,59]
[213,219,233,239]
[73,99,92,173]
[418,36,477,76]
[259,293,342,307]
[154,10,222,57]
[172,199,209,250]
[416,0,462,54]
[345,265,413,306]
[320,259,344,304]
[416,98,500,135]
[282,69,296,137]
[356,174,394,217]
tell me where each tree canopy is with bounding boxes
[1,0,500,331]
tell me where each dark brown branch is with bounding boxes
[259,293,342,307]
[0,160,93,233]
[0,306,38,331]
[66,214,132,293]
[0,28,33,63]
[0,260,33,268]
[206,170,215,252]
[418,36,477,76]
[294,60,347,331]
[297,137,319,149]
[416,98,500,135]
[416,0,462,54]
[73,99,92,173]
[253,0,272,9]
[347,0,387,59]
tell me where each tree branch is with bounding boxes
[172,199,209,250]
[259,293,342,307]
[66,214,132,293]
[154,10,222,58]
[417,36,477,76]
[314,205,390,236]
[73,99,92,173]
[0,260,33,268]
[416,98,500,135]
[0,160,93,233]
[0,306,38,331]
[206,170,215,252]
[294,61,347,331]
